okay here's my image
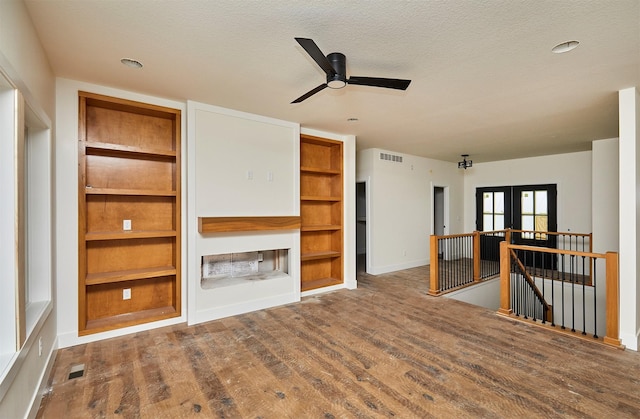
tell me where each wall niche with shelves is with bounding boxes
[78,91,181,335]
[300,134,343,291]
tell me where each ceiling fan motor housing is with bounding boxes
[327,52,347,88]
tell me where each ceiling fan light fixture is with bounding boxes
[327,73,347,89]
[327,80,346,89]
[551,40,579,54]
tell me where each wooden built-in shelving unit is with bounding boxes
[78,91,181,335]
[300,134,343,291]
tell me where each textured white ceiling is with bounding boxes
[24,0,640,162]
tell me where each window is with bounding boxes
[0,80,19,374]
[24,104,52,336]
[521,190,548,240]
[0,76,52,382]
[482,191,505,231]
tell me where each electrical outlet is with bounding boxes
[38,336,42,357]
[123,219,132,231]
[267,171,273,182]
[246,170,253,180]
[123,288,131,300]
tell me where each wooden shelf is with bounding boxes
[85,266,177,285]
[301,224,342,232]
[300,195,341,202]
[301,277,343,292]
[85,141,176,158]
[86,230,177,241]
[81,306,178,335]
[301,251,341,261]
[85,187,176,196]
[199,216,301,233]
[300,166,341,175]
[299,134,343,290]
[78,91,181,335]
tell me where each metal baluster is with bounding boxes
[582,255,586,335]
[571,254,576,333]
[593,258,598,339]
[550,254,556,326]
[540,255,553,324]
[561,253,566,329]
[523,250,528,319]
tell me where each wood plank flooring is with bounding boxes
[37,266,640,418]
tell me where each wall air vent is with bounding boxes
[380,152,403,163]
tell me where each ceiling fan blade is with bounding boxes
[291,84,328,104]
[295,37,336,76]
[348,76,411,90]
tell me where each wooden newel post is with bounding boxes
[429,235,439,295]
[473,231,481,282]
[603,251,622,347]
[497,241,512,316]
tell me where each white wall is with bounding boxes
[357,148,464,275]
[0,1,56,418]
[592,138,619,253]
[55,79,188,348]
[445,278,501,310]
[619,87,640,351]
[187,101,301,324]
[463,151,592,234]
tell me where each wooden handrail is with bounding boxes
[510,229,592,238]
[507,243,605,259]
[478,229,510,235]
[431,232,474,240]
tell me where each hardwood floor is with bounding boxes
[37,266,640,418]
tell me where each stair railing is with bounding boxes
[429,229,509,295]
[498,241,621,348]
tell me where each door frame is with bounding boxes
[431,183,450,236]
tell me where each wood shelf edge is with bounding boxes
[301,225,342,232]
[85,187,177,196]
[300,166,341,175]
[301,277,343,292]
[199,216,301,233]
[86,230,177,241]
[301,251,342,261]
[85,266,177,285]
[300,196,341,202]
[84,141,177,158]
[80,306,178,335]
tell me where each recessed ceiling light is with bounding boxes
[551,40,579,54]
[120,58,143,69]
[347,117,359,122]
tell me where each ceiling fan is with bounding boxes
[292,37,411,104]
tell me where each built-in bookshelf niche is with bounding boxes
[201,249,290,289]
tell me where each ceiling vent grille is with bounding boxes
[380,152,403,163]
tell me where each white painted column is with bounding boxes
[618,87,640,351]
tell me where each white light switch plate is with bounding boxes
[123,219,132,230]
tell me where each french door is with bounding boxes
[476,184,557,268]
